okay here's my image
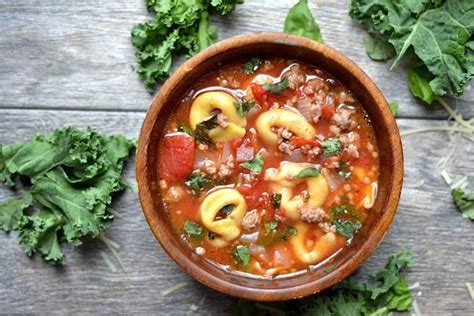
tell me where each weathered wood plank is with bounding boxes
[0,0,472,117]
[0,109,473,314]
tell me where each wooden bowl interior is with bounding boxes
[137,34,402,301]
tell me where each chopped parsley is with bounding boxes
[242,57,263,74]
[234,99,255,116]
[452,187,474,220]
[321,137,342,156]
[242,155,264,173]
[193,114,219,146]
[264,220,278,232]
[333,219,361,239]
[287,226,298,236]
[337,162,352,180]
[262,77,290,94]
[183,220,204,238]
[234,245,250,267]
[271,192,282,209]
[329,204,359,221]
[221,204,235,216]
[296,166,320,178]
[185,173,211,196]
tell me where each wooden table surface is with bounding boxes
[1,1,473,314]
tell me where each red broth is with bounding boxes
[157,58,379,276]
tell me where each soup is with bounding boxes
[157,57,379,277]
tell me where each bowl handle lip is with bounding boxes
[136,32,404,301]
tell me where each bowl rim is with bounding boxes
[136,32,403,301]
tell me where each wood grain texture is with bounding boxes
[0,0,472,117]
[0,109,473,314]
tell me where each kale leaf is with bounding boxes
[234,100,256,116]
[242,58,263,74]
[350,0,474,99]
[232,248,414,315]
[296,167,320,179]
[452,187,474,220]
[320,137,342,156]
[363,35,395,61]
[234,244,250,267]
[0,127,135,265]
[284,0,323,43]
[262,78,290,94]
[183,220,204,238]
[132,0,244,90]
[242,155,264,173]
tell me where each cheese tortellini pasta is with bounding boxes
[255,108,315,145]
[199,188,247,247]
[265,162,329,220]
[190,91,246,142]
[290,223,341,264]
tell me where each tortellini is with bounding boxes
[290,223,340,264]
[199,188,247,247]
[265,162,329,219]
[190,91,246,142]
[255,108,315,145]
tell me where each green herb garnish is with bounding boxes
[242,155,264,173]
[183,220,204,238]
[193,114,219,146]
[321,137,342,156]
[271,192,282,209]
[333,219,361,239]
[287,226,298,236]
[185,173,211,196]
[452,187,474,220]
[234,100,255,116]
[0,127,135,265]
[242,57,263,74]
[262,77,290,94]
[337,162,352,180]
[284,0,323,43]
[234,245,250,267]
[296,167,320,178]
[264,220,278,232]
[177,122,194,136]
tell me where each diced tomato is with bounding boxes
[158,135,195,182]
[250,83,272,111]
[321,105,335,119]
[289,136,320,148]
[237,177,271,211]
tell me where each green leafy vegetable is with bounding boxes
[333,219,361,239]
[337,162,352,180]
[452,187,474,220]
[131,0,244,90]
[242,58,263,74]
[232,248,414,315]
[296,166,320,178]
[389,102,399,116]
[264,220,278,232]
[320,138,342,156]
[363,35,395,61]
[0,127,135,265]
[208,231,217,240]
[178,122,194,136]
[183,220,204,238]
[193,114,219,145]
[234,100,256,116]
[234,245,250,267]
[408,66,436,105]
[221,204,235,215]
[271,192,282,209]
[284,0,323,43]
[185,172,211,195]
[242,155,264,173]
[350,0,474,99]
[330,204,359,221]
[262,78,290,94]
[287,226,298,236]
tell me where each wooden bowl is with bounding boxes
[136,33,403,301]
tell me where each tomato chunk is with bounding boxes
[158,135,195,182]
[289,136,320,148]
